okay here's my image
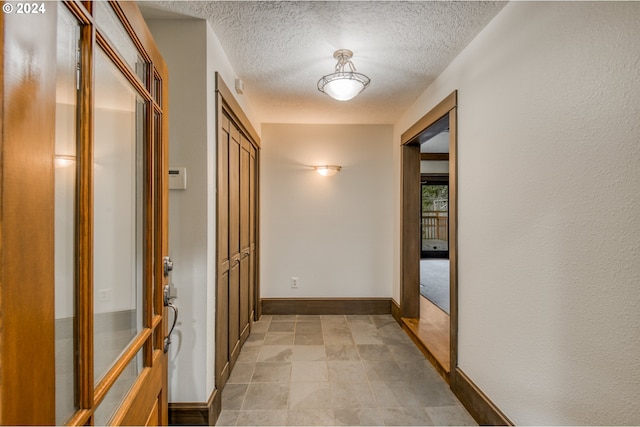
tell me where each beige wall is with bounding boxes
[147,17,261,404]
[260,124,394,298]
[395,2,640,424]
[147,2,640,423]
[147,19,210,403]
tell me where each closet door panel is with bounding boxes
[228,124,241,364]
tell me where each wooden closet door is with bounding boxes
[228,123,242,364]
[214,73,260,395]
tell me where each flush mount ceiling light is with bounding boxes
[314,165,342,177]
[317,49,370,101]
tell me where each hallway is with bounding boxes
[216,314,475,426]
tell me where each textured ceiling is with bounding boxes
[139,1,505,124]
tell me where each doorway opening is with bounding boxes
[421,178,450,318]
[400,92,457,383]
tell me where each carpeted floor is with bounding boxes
[419,259,450,314]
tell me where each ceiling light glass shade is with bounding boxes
[318,72,370,101]
[318,49,370,101]
[314,165,341,176]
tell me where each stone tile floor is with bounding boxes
[216,314,476,426]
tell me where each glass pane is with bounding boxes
[153,111,161,316]
[54,4,80,424]
[94,1,147,84]
[93,351,144,426]
[153,74,162,104]
[421,184,449,253]
[94,47,146,384]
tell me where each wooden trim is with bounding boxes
[94,328,152,406]
[400,143,421,318]
[401,91,457,145]
[420,153,449,161]
[167,387,221,427]
[95,31,151,103]
[390,299,402,325]
[207,387,222,426]
[400,91,458,385]
[116,2,167,76]
[168,403,208,426]
[0,9,57,424]
[111,350,163,425]
[453,368,513,426]
[255,149,262,320]
[78,17,96,412]
[215,73,260,147]
[448,107,459,385]
[261,298,393,315]
[421,173,449,183]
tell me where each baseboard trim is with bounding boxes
[261,297,392,315]
[168,402,208,426]
[453,368,513,426]
[207,387,221,426]
[390,299,401,324]
[168,388,221,426]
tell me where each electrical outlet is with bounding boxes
[291,277,299,289]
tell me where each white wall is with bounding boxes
[261,124,394,298]
[147,17,261,403]
[147,19,210,403]
[394,2,640,425]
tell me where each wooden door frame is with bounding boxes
[400,91,458,383]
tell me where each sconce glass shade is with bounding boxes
[318,49,370,101]
[314,165,341,176]
[55,155,76,168]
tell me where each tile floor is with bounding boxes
[216,314,476,426]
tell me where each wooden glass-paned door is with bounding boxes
[1,1,169,425]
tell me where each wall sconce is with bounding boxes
[314,165,341,177]
[54,155,76,168]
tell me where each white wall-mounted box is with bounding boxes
[169,167,187,190]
